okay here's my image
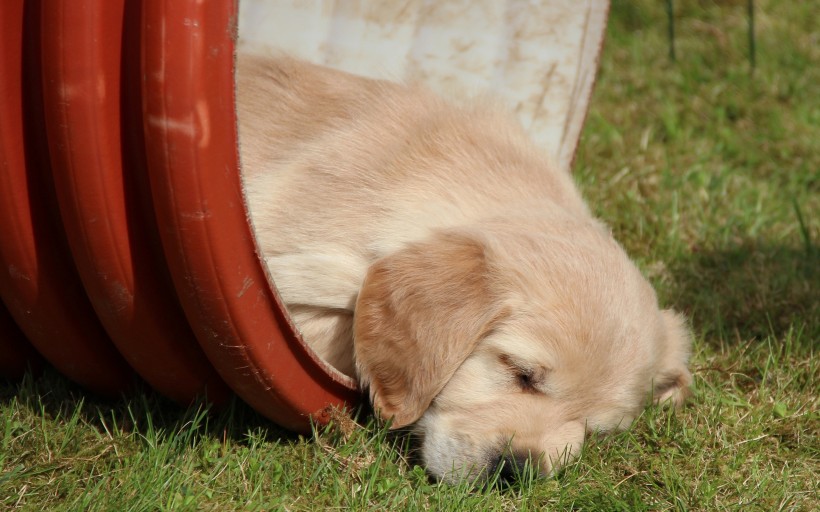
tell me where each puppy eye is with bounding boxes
[516,369,537,391]
[499,354,546,393]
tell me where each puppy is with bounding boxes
[237,54,692,482]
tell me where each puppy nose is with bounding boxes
[489,451,533,484]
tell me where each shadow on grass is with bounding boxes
[0,368,304,446]
[669,240,819,343]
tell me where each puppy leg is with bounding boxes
[288,305,355,377]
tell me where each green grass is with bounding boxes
[2,0,818,509]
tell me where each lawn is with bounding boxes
[2,0,817,510]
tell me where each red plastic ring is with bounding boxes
[39,0,230,406]
[0,0,135,396]
[141,0,361,432]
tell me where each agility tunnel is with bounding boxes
[0,0,608,433]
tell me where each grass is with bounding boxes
[2,0,818,509]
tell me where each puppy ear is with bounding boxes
[354,232,504,428]
[653,309,694,407]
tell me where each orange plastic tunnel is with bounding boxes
[0,0,608,432]
[1,0,360,432]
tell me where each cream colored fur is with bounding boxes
[237,54,692,482]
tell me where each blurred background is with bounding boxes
[575,0,818,345]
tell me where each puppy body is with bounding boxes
[238,54,691,481]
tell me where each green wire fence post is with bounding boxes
[666,0,676,62]
[748,0,756,71]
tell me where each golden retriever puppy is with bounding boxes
[237,54,692,482]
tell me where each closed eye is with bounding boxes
[499,354,548,393]
[516,368,538,392]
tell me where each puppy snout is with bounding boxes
[489,450,536,483]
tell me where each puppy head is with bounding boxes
[354,220,692,482]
